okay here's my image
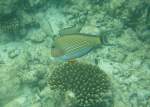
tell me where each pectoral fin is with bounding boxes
[68,59,77,64]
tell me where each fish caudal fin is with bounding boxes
[100,35,108,45]
[100,35,115,46]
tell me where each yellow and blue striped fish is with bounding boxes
[51,33,107,61]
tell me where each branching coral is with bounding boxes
[49,62,112,107]
[0,12,21,33]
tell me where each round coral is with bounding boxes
[49,62,112,107]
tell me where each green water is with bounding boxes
[0,0,149,107]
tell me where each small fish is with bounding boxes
[51,33,108,61]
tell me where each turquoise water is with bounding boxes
[0,0,150,107]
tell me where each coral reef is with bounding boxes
[0,12,21,33]
[20,0,49,13]
[0,0,19,14]
[0,12,40,42]
[26,29,47,43]
[49,62,112,107]
[0,0,149,107]
[0,61,21,106]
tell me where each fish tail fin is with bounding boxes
[100,35,108,45]
[100,35,115,46]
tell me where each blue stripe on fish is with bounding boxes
[57,47,94,61]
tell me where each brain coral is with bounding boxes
[49,62,112,107]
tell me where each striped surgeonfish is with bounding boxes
[51,33,108,61]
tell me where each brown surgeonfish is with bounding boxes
[51,33,108,61]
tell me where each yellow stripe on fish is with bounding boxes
[64,40,90,53]
[51,33,104,61]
